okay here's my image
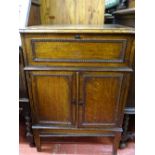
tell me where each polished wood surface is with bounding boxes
[40,0,105,25]
[20,24,134,33]
[21,32,134,68]
[30,71,76,127]
[79,72,129,128]
[20,1,135,154]
[31,38,125,61]
[21,24,135,155]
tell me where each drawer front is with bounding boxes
[22,34,134,67]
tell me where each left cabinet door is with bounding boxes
[28,71,76,127]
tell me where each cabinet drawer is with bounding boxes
[22,34,134,67]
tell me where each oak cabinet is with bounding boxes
[20,25,134,155]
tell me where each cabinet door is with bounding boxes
[29,71,76,127]
[78,72,129,128]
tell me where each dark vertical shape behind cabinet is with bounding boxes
[113,8,135,148]
[19,47,34,146]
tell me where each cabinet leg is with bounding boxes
[113,133,121,155]
[33,130,41,152]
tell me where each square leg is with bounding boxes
[33,130,41,152]
[113,133,121,155]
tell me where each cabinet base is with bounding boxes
[33,128,121,154]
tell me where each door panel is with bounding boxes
[30,71,76,127]
[79,72,126,128]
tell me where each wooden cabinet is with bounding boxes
[20,25,134,155]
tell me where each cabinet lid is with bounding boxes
[19,24,134,34]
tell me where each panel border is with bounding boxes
[30,72,75,127]
[79,73,123,127]
[31,38,128,63]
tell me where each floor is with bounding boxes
[19,121,135,155]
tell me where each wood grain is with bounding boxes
[21,33,134,68]
[20,25,135,153]
[20,24,135,34]
[31,38,127,62]
[79,72,124,128]
[40,0,105,25]
[30,71,76,127]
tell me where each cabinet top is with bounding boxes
[19,24,134,34]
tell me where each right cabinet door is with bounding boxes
[78,72,129,128]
